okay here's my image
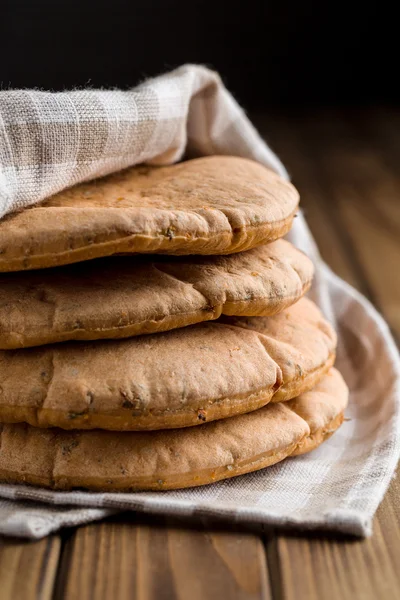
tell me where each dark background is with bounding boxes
[1,0,397,109]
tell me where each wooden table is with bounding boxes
[1,110,399,599]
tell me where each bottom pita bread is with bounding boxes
[0,369,348,491]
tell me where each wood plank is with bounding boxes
[291,110,400,340]
[353,107,400,177]
[0,536,61,600]
[274,476,400,600]
[57,517,271,600]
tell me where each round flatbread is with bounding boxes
[0,157,299,272]
[0,298,336,430]
[0,240,313,349]
[0,369,348,491]
[220,298,337,403]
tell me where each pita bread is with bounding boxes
[0,157,299,272]
[0,369,348,491]
[0,240,313,349]
[221,298,337,403]
[0,298,336,430]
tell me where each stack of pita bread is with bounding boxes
[0,157,348,491]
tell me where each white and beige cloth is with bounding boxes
[0,65,399,538]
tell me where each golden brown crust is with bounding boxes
[0,240,313,349]
[291,412,344,456]
[0,299,337,430]
[0,157,299,271]
[286,366,349,456]
[0,369,348,491]
[272,352,335,403]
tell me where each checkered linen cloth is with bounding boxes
[0,65,399,538]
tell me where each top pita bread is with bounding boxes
[0,239,313,349]
[0,157,299,271]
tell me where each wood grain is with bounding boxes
[0,536,60,600]
[56,517,271,600]
[274,476,400,600]
[287,111,400,339]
